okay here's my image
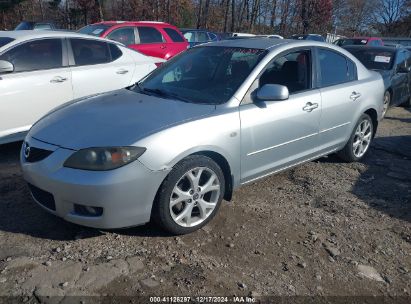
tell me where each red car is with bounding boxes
[78,21,189,60]
[334,37,384,47]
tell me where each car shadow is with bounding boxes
[312,135,410,225]
[384,116,411,123]
[353,135,411,223]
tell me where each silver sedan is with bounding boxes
[21,38,384,234]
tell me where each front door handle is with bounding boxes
[303,102,318,112]
[160,45,166,49]
[50,76,67,83]
[350,92,361,101]
[116,69,129,75]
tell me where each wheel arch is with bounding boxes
[153,149,234,206]
[364,108,378,137]
[190,150,234,202]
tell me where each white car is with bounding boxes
[0,30,163,144]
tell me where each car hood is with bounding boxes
[29,89,216,150]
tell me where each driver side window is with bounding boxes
[0,39,62,73]
[259,50,311,94]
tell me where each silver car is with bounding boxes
[21,39,384,234]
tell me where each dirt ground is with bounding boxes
[0,107,410,303]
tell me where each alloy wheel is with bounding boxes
[169,167,221,227]
[352,119,372,158]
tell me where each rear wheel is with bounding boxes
[337,114,373,162]
[382,91,390,118]
[152,155,225,235]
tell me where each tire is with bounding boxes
[337,113,374,163]
[152,155,225,235]
[382,91,390,118]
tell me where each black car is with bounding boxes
[344,46,411,116]
[14,21,57,31]
[180,29,219,48]
[290,34,325,42]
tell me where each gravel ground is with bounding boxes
[0,107,410,303]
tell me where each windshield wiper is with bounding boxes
[142,88,193,103]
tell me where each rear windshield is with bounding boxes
[348,49,395,70]
[341,39,369,46]
[0,37,14,48]
[78,24,112,36]
[164,28,185,42]
[15,22,34,30]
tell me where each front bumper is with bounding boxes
[20,137,169,229]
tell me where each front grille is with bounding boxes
[25,147,53,163]
[28,184,56,211]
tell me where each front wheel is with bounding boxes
[152,155,225,235]
[337,114,374,162]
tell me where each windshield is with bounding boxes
[137,46,267,104]
[0,37,14,48]
[348,49,395,70]
[15,21,34,30]
[78,24,112,36]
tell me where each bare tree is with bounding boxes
[375,0,409,33]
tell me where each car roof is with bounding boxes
[203,37,332,50]
[91,21,174,27]
[0,30,115,42]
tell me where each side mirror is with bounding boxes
[256,84,289,101]
[0,60,14,74]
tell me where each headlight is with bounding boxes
[64,147,146,171]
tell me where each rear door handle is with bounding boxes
[303,102,318,112]
[116,69,129,75]
[50,76,67,83]
[350,92,361,101]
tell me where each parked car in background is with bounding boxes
[334,37,384,47]
[21,38,383,234]
[78,21,188,60]
[382,37,411,48]
[0,30,163,144]
[344,45,411,117]
[290,34,325,42]
[232,32,256,37]
[228,35,283,41]
[217,32,256,40]
[15,21,57,31]
[180,29,219,47]
[268,34,284,39]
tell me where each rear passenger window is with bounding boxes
[0,39,62,72]
[138,27,164,44]
[318,49,356,87]
[164,28,185,42]
[347,59,357,81]
[71,39,110,66]
[109,44,122,61]
[107,27,135,46]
